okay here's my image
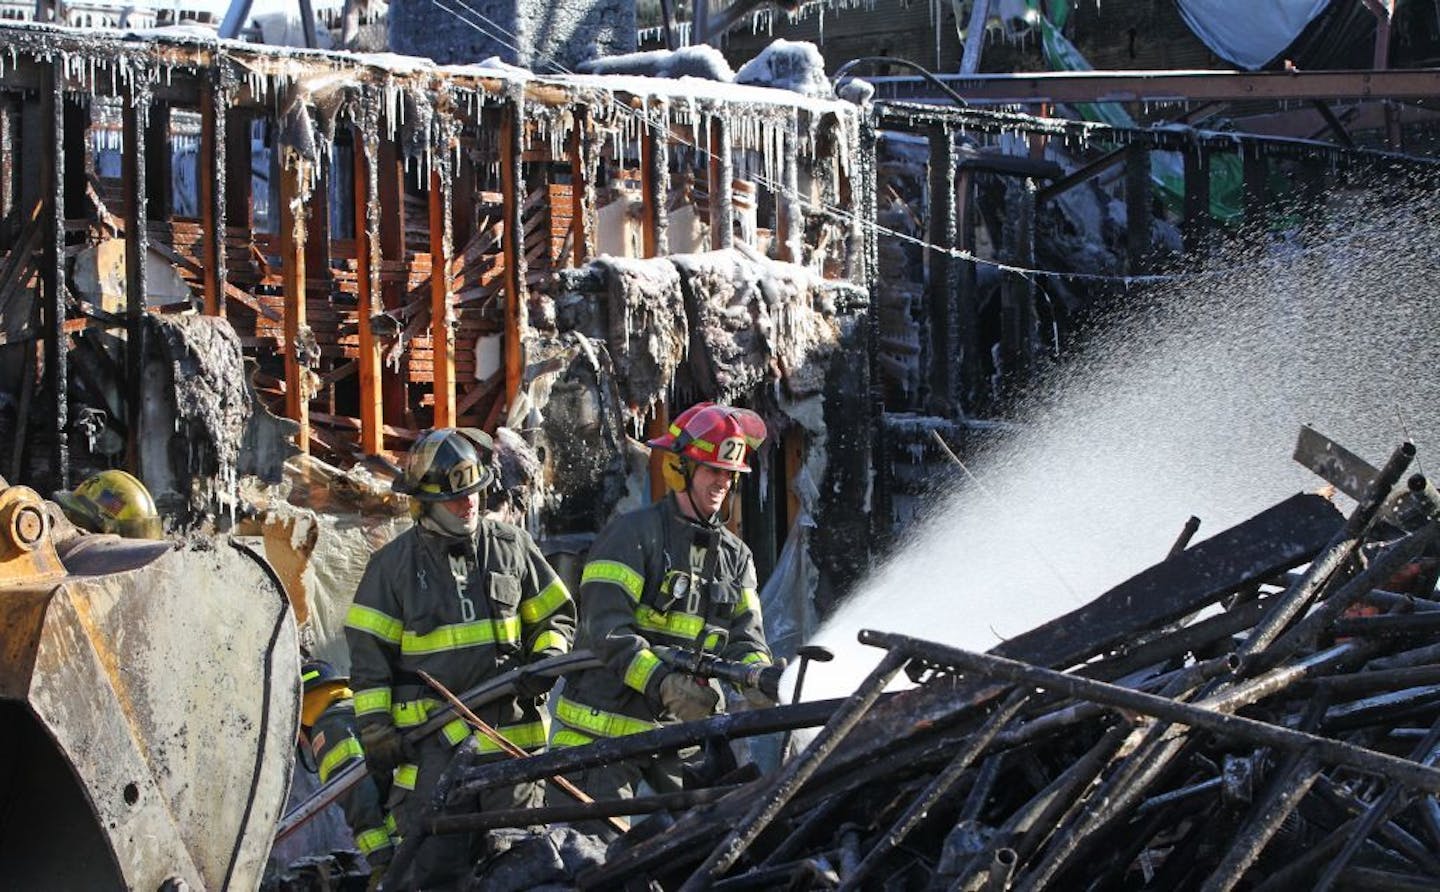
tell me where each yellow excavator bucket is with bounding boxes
[0,481,300,890]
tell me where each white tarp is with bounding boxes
[1176,0,1332,70]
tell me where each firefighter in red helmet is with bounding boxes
[547,404,776,826]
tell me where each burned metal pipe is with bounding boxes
[1198,642,1364,715]
[1419,796,1440,853]
[679,650,910,890]
[1302,663,1440,696]
[1078,596,1271,684]
[1010,653,1239,745]
[758,797,846,869]
[1362,589,1440,613]
[1268,522,1440,659]
[1198,751,1322,892]
[454,697,844,798]
[1135,776,1222,815]
[1333,611,1440,639]
[1370,641,1440,671]
[858,630,1440,794]
[1312,714,1440,892]
[1237,440,1414,672]
[839,689,1029,891]
[986,848,1018,892]
[427,786,739,835]
[959,754,1004,823]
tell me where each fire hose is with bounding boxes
[275,646,786,841]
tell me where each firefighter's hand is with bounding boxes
[743,685,778,709]
[515,670,557,700]
[660,673,719,722]
[359,720,407,778]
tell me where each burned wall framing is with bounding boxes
[869,97,1440,533]
[0,22,862,502]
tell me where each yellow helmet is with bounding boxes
[300,660,351,729]
[53,470,163,540]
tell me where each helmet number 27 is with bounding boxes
[719,438,745,464]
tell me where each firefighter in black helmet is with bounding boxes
[344,428,575,887]
[298,660,396,886]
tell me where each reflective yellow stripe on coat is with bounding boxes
[554,695,657,739]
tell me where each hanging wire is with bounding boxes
[430,0,1411,290]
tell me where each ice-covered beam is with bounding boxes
[429,165,455,427]
[641,101,669,258]
[40,63,68,487]
[199,67,228,317]
[501,99,526,407]
[925,124,956,416]
[279,152,309,455]
[778,114,802,264]
[708,116,733,251]
[376,133,407,426]
[869,68,1440,106]
[123,71,151,475]
[568,107,594,267]
[353,96,383,456]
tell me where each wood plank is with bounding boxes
[993,493,1344,670]
[147,238,281,321]
[309,409,420,442]
[456,372,501,416]
[279,158,309,454]
[378,134,408,425]
[561,115,584,265]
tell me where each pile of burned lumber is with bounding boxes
[427,430,1440,890]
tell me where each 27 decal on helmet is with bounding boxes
[647,404,769,493]
[393,428,496,503]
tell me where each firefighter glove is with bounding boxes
[660,672,719,722]
[515,670,557,700]
[359,720,407,778]
[743,684,778,709]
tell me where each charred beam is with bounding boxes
[353,94,383,456]
[122,70,151,475]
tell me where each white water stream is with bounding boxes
[798,183,1440,702]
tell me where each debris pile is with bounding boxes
[427,431,1440,890]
